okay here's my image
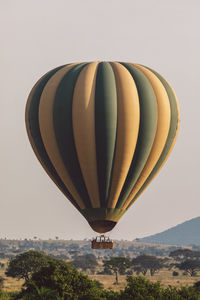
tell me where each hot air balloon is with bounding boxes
[25,62,180,248]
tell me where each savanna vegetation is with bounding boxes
[1,247,200,299]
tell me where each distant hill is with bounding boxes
[138,217,200,246]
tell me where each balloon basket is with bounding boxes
[91,235,114,249]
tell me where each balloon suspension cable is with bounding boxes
[91,234,114,249]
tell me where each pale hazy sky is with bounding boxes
[1,0,200,240]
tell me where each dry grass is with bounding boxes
[2,277,24,292]
[89,269,200,291]
[89,274,127,291]
[144,268,200,287]
[0,259,24,292]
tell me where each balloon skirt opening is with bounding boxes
[89,220,117,233]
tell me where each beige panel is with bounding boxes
[156,80,180,165]
[72,62,101,208]
[25,72,82,211]
[38,64,86,209]
[123,64,171,209]
[108,62,140,208]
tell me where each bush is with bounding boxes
[172,271,179,276]
[0,290,18,300]
[119,276,163,300]
[93,279,104,290]
[119,276,200,300]
[0,276,4,289]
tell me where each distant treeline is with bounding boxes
[0,238,187,259]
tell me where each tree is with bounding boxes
[169,249,200,261]
[18,260,109,300]
[5,250,55,281]
[0,263,5,269]
[176,259,200,276]
[103,257,131,285]
[72,254,98,273]
[132,255,164,276]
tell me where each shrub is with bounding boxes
[172,271,179,276]
[119,276,163,300]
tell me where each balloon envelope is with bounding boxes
[25,62,180,233]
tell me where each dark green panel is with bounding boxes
[53,63,92,208]
[126,66,179,210]
[81,208,126,222]
[95,62,117,207]
[27,65,82,211]
[116,63,158,208]
[81,207,126,233]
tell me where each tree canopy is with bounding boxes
[18,259,115,300]
[103,257,131,284]
[176,259,200,276]
[72,254,98,273]
[132,254,164,276]
[169,249,200,260]
[5,250,55,281]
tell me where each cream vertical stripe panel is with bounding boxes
[72,62,101,208]
[123,64,171,209]
[108,62,140,209]
[39,64,86,209]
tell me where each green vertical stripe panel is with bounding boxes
[126,66,179,210]
[27,65,82,211]
[53,63,92,208]
[95,62,117,207]
[116,63,158,208]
